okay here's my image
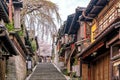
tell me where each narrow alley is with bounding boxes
[1,0,120,80]
[28,63,66,80]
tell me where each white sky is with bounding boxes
[51,0,90,21]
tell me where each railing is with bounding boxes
[93,8,120,39]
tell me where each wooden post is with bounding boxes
[119,28,120,39]
[110,46,113,80]
[0,51,5,80]
[88,63,91,80]
[0,54,3,80]
[80,58,82,78]
[9,0,12,23]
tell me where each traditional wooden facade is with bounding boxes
[0,0,33,80]
[63,14,75,72]
[8,32,28,80]
[66,7,86,76]
[0,25,18,80]
[0,0,18,80]
[56,14,74,69]
[75,18,91,78]
[56,7,86,77]
[77,0,120,80]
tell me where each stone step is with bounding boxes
[29,63,66,80]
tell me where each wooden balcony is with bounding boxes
[93,8,120,39]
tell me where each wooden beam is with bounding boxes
[119,28,120,39]
[1,42,9,54]
[91,51,109,62]
[112,41,120,46]
[87,13,96,17]
[82,41,104,59]
[110,46,113,80]
[94,5,104,8]
[106,34,119,48]
[111,54,120,61]
[90,5,103,14]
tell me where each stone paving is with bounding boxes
[29,63,66,80]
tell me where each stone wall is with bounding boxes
[15,55,27,80]
[7,55,27,80]
[7,56,17,80]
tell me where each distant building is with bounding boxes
[38,40,52,63]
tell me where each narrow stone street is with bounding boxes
[28,63,66,80]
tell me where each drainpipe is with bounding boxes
[8,0,12,23]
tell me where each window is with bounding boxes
[112,46,119,58]
[113,63,120,80]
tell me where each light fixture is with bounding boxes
[77,45,82,53]
[91,52,97,56]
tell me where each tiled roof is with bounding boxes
[80,0,109,21]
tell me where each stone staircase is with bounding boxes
[29,63,66,80]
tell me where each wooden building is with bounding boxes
[56,14,74,69]
[0,0,33,80]
[56,7,86,77]
[77,0,120,80]
[0,0,18,80]
[66,7,85,76]
[0,26,18,80]
[8,32,28,80]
